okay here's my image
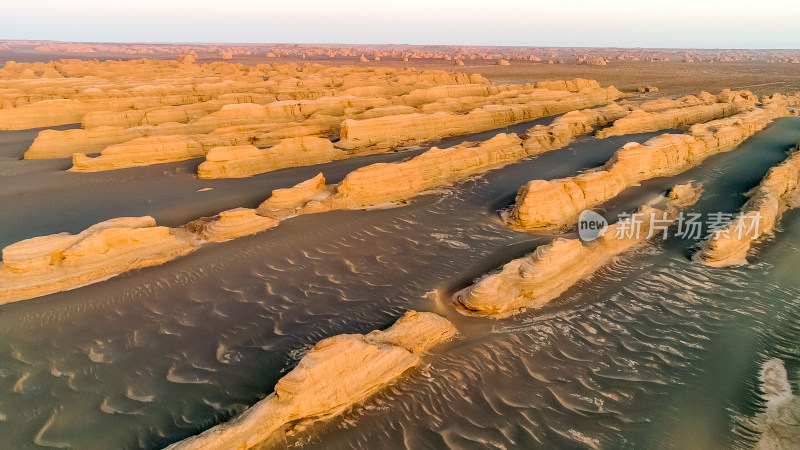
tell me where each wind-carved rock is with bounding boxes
[336,82,623,149]
[197,137,342,179]
[751,358,800,449]
[453,185,702,317]
[167,311,456,450]
[595,90,767,138]
[0,217,196,304]
[695,145,800,267]
[507,104,794,231]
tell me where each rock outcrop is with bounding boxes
[299,103,632,210]
[694,147,800,266]
[454,187,700,317]
[0,217,196,304]
[167,311,456,450]
[752,359,800,450]
[534,79,601,92]
[336,83,623,150]
[27,76,623,172]
[507,105,792,231]
[185,208,279,243]
[197,137,342,179]
[256,173,329,218]
[595,91,755,138]
[70,135,208,171]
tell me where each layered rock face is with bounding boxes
[167,311,456,450]
[310,104,631,210]
[694,147,800,266]
[256,173,329,218]
[20,71,623,174]
[197,137,342,179]
[14,60,493,159]
[70,135,208,171]
[337,84,623,150]
[508,105,793,231]
[2,59,486,131]
[185,208,279,243]
[454,187,701,317]
[752,359,800,450]
[330,133,526,207]
[534,78,601,91]
[0,217,196,304]
[595,90,758,138]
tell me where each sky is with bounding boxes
[1,0,799,49]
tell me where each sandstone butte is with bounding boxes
[0,103,634,303]
[0,217,196,304]
[5,93,799,302]
[506,97,800,232]
[166,311,456,450]
[595,90,760,138]
[65,80,623,174]
[336,82,623,150]
[752,358,800,449]
[14,63,588,161]
[37,78,618,171]
[16,62,493,158]
[196,137,343,179]
[453,184,702,317]
[694,144,800,267]
[2,59,487,132]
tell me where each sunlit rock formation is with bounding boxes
[185,208,279,242]
[507,104,794,231]
[694,146,800,267]
[256,173,329,218]
[70,135,208,171]
[337,83,623,149]
[534,78,601,91]
[167,311,456,450]
[197,137,342,179]
[0,217,196,304]
[17,71,620,174]
[752,358,800,449]
[453,186,701,317]
[595,90,759,138]
[6,59,488,147]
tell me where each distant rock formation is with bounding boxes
[453,186,701,317]
[507,104,797,231]
[167,311,456,450]
[695,145,800,266]
[197,137,342,179]
[0,217,196,304]
[534,78,601,92]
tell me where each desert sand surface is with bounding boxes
[2,40,800,449]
